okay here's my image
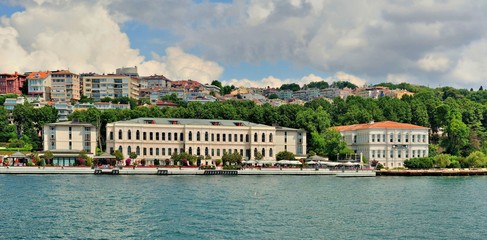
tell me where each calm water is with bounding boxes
[0,175,486,239]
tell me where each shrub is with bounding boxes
[154,159,160,166]
[140,159,146,166]
[404,157,434,169]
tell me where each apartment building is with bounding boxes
[105,118,307,165]
[43,120,97,166]
[82,74,139,101]
[50,70,80,102]
[0,72,26,95]
[335,121,429,168]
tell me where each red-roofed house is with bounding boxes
[0,72,26,95]
[335,121,429,168]
[27,71,52,101]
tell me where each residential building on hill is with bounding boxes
[27,71,52,102]
[49,70,80,102]
[43,120,97,166]
[82,74,139,101]
[335,121,429,168]
[105,118,307,165]
[0,72,26,95]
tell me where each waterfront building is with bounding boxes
[335,121,429,168]
[27,71,52,102]
[105,118,307,165]
[43,120,97,166]
[0,72,26,95]
[50,70,80,102]
[82,74,139,101]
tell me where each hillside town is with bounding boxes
[1,66,414,120]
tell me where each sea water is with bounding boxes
[0,175,486,239]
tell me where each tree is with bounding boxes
[441,112,469,156]
[254,151,263,160]
[44,150,53,165]
[404,157,434,169]
[280,83,300,91]
[113,150,124,162]
[463,151,487,168]
[269,94,279,99]
[276,151,295,160]
[434,154,451,168]
[129,152,138,159]
[211,80,223,90]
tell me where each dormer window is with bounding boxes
[143,120,155,124]
[233,122,244,126]
[211,121,221,126]
[169,120,179,125]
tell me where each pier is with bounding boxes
[0,166,376,177]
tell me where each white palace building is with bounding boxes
[106,118,307,164]
[335,121,429,168]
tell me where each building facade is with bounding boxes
[0,72,26,95]
[105,118,306,164]
[50,70,80,102]
[82,74,139,101]
[335,121,429,168]
[43,120,97,166]
[27,71,52,102]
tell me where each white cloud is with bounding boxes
[0,0,223,83]
[417,54,450,72]
[222,72,368,88]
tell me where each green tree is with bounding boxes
[210,80,223,90]
[404,157,434,169]
[254,151,263,160]
[276,151,295,160]
[434,154,451,168]
[113,150,124,162]
[441,112,469,156]
[44,150,53,165]
[463,151,487,168]
[280,83,300,91]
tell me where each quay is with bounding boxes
[376,169,487,176]
[0,166,376,177]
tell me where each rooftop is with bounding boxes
[115,117,276,128]
[334,121,428,131]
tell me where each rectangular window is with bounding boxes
[150,132,153,140]
[240,134,243,142]
[162,133,165,141]
[217,134,220,142]
[143,132,147,140]
[423,150,426,157]
[398,151,401,158]
[372,150,375,158]
[156,133,159,141]
[168,133,172,141]
[223,134,226,142]
[217,149,220,156]
[234,134,238,142]
[382,150,385,158]
[143,148,147,155]
[174,133,178,141]
[156,148,159,155]
[229,134,232,142]
[405,134,409,143]
[406,151,409,158]
[390,150,393,158]
[371,134,375,142]
[211,149,214,156]
[377,134,381,142]
[412,150,415,157]
[162,148,165,155]
[398,133,401,143]
[390,134,393,143]
[422,135,426,143]
[149,148,153,156]
[168,148,172,155]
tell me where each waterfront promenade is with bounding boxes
[0,166,376,176]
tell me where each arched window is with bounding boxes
[269,148,273,157]
[118,146,122,153]
[118,130,123,140]
[143,132,147,140]
[161,132,165,140]
[180,132,184,141]
[254,133,258,142]
[197,147,201,156]
[246,134,249,142]
[197,131,200,141]
[136,146,140,155]
[205,132,209,141]
[205,147,209,156]
[189,131,193,141]
[174,132,177,141]
[262,148,265,158]
[254,148,258,158]
[127,146,131,155]
[109,131,113,140]
[128,130,132,140]
[136,130,140,140]
[189,147,193,155]
[262,133,266,142]
[269,133,273,142]
[211,133,214,141]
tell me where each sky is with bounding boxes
[1,0,486,89]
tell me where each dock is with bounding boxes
[0,166,376,177]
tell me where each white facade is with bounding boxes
[106,118,306,163]
[336,121,429,168]
[43,120,97,166]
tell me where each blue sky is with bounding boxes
[1,1,487,88]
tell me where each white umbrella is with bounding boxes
[342,161,360,166]
[306,161,321,165]
[245,160,257,164]
[259,160,277,164]
[323,161,341,167]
